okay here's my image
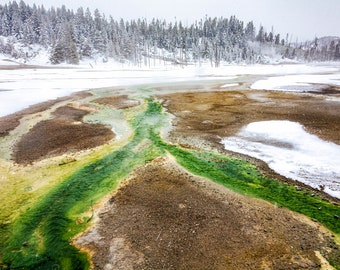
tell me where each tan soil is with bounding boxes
[93,95,140,109]
[159,89,340,145]
[76,157,339,270]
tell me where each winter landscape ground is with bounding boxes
[1,1,340,269]
[0,57,339,269]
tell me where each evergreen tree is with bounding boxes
[80,38,92,58]
[267,32,273,43]
[335,42,340,60]
[256,26,265,43]
[50,40,65,64]
[1,1,338,65]
[245,21,255,41]
[68,41,79,64]
[275,34,280,45]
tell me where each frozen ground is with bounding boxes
[1,60,339,117]
[222,121,340,199]
[251,73,340,92]
[0,66,234,117]
[1,60,339,198]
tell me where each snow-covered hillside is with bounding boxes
[2,1,339,67]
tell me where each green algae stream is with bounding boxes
[1,97,339,269]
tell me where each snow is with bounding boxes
[251,74,340,92]
[0,60,17,66]
[221,120,340,199]
[195,63,338,77]
[0,55,21,66]
[221,83,239,88]
[1,60,339,117]
[0,65,237,117]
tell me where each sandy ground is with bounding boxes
[1,79,339,269]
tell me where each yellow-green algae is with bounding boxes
[0,96,339,269]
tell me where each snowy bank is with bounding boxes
[0,65,234,117]
[1,62,339,117]
[221,120,340,199]
[251,74,340,92]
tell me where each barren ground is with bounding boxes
[159,88,340,145]
[12,102,114,164]
[158,87,340,201]
[76,157,339,270]
[1,80,340,269]
[93,95,141,109]
[0,91,91,137]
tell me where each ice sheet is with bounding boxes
[221,120,340,199]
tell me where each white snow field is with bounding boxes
[1,61,339,117]
[0,65,235,117]
[251,73,340,92]
[221,121,340,199]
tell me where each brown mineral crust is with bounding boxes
[0,91,91,137]
[76,157,340,270]
[159,90,340,145]
[93,95,140,109]
[12,102,113,164]
[12,119,114,164]
[158,89,340,202]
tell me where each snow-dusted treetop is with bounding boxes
[0,1,339,65]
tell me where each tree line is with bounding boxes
[0,1,339,66]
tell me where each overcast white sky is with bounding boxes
[20,0,340,42]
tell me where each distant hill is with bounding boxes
[298,36,340,61]
[316,36,340,47]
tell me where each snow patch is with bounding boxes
[221,83,239,88]
[0,57,20,66]
[0,67,236,117]
[1,63,339,117]
[195,64,338,77]
[221,120,340,199]
[251,74,340,92]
